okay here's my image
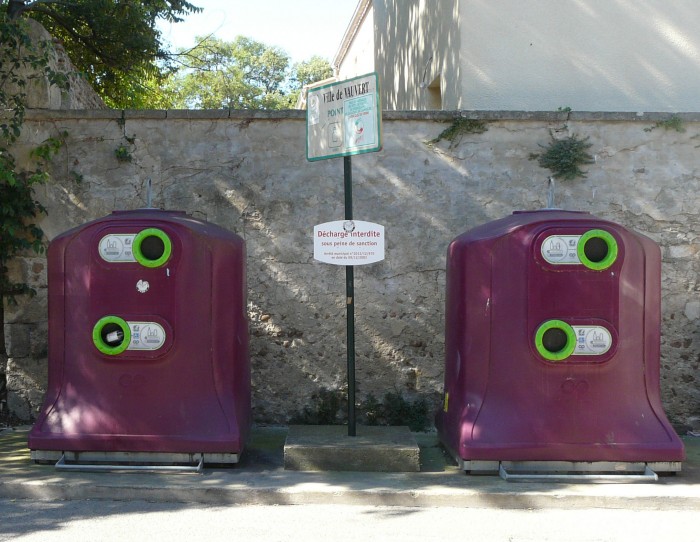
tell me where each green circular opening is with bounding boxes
[535,320,576,361]
[577,229,618,270]
[93,316,131,355]
[133,228,171,268]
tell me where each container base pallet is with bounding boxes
[458,459,682,483]
[30,449,242,473]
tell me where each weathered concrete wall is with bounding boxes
[5,109,700,432]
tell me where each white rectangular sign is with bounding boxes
[306,73,382,161]
[314,220,385,265]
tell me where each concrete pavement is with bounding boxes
[4,501,698,542]
[1,426,699,510]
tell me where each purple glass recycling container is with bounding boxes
[436,210,684,469]
[28,209,250,460]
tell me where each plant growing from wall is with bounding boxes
[644,114,685,133]
[428,117,488,146]
[114,143,133,163]
[367,391,431,432]
[530,132,594,180]
[289,388,344,425]
[0,12,67,415]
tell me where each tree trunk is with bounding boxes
[7,1,27,21]
[0,294,8,414]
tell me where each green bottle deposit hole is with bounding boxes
[133,228,171,268]
[93,316,131,355]
[535,320,576,361]
[578,229,618,270]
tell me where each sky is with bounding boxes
[157,0,360,64]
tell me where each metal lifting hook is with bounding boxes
[146,178,153,208]
[546,176,555,209]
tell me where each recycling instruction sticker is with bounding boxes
[572,325,612,355]
[127,321,166,351]
[541,235,581,264]
[99,234,137,262]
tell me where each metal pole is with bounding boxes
[344,156,356,437]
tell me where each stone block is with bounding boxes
[7,390,31,421]
[5,325,31,358]
[684,301,700,322]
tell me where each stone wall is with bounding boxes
[5,109,700,432]
[16,20,106,110]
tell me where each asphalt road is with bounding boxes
[1,499,697,542]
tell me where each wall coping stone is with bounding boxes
[19,109,700,123]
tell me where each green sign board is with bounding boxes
[306,72,382,161]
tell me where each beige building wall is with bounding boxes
[372,0,461,110]
[335,0,462,111]
[460,0,700,112]
[337,0,700,112]
[335,0,376,80]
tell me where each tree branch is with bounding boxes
[24,5,126,67]
[7,0,74,20]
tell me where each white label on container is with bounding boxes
[99,234,137,262]
[127,321,166,351]
[541,235,581,264]
[572,326,612,355]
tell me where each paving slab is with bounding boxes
[1,426,699,510]
[284,425,420,472]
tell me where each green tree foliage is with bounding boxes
[287,55,333,106]
[291,55,333,88]
[165,37,333,110]
[166,36,291,109]
[2,0,202,108]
